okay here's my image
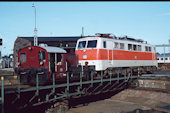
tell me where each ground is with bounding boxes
[66,89,170,113]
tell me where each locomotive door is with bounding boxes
[49,53,62,73]
[49,53,55,73]
[107,41,113,65]
[153,47,155,60]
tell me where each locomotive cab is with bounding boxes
[17,45,79,85]
[44,46,67,79]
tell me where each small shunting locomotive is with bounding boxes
[16,44,80,85]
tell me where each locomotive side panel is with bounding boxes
[76,35,158,72]
[18,46,49,69]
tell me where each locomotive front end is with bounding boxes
[16,46,49,85]
[75,37,100,71]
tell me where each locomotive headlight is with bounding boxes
[83,55,87,59]
[28,46,32,50]
[40,61,44,65]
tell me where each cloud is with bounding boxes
[157,13,170,16]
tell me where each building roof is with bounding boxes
[157,53,170,57]
[17,36,88,42]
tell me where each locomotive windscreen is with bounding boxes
[87,40,97,48]
[78,41,86,49]
[38,51,46,62]
[20,53,26,63]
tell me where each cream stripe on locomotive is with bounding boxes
[79,60,158,71]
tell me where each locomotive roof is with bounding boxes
[41,46,67,53]
[78,36,153,46]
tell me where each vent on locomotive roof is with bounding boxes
[136,39,144,43]
[119,36,145,43]
[95,33,116,39]
[120,36,136,41]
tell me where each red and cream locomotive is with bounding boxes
[75,33,158,76]
[16,44,79,85]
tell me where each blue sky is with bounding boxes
[0,1,170,56]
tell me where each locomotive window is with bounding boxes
[103,41,106,48]
[38,51,46,62]
[87,40,97,48]
[165,58,168,60]
[161,58,163,60]
[120,43,124,49]
[145,46,148,51]
[78,41,86,49]
[57,54,62,63]
[114,42,119,49]
[149,47,151,52]
[157,58,159,60]
[128,44,132,50]
[138,45,141,51]
[133,45,137,51]
[20,53,26,63]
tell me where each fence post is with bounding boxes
[101,71,103,85]
[67,72,69,92]
[80,71,82,89]
[52,73,55,93]
[36,74,39,95]
[17,75,20,99]
[117,70,119,83]
[91,71,93,87]
[1,76,4,113]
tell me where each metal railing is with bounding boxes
[0,69,155,113]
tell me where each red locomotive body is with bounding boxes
[16,45,79,85]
